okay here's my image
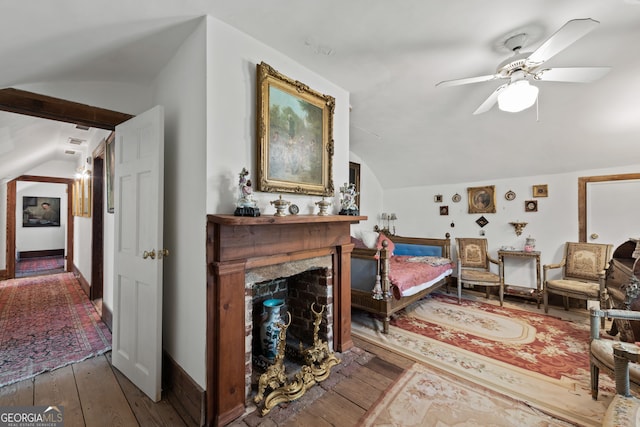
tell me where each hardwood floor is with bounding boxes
[0,337,411,427]
[0,352,195,427]
[230,337,414,427]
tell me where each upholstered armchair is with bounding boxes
[590,308,640,401]
[543,242,613,314]
[455,238,503,306]
[601,344,640,426]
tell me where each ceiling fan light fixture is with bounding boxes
[497,80,539,113]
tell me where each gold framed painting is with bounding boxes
[467,185,496,214]
[105,133,115,213]
[256,61,335,196]
[532,184,548,197]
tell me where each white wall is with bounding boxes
[154,17,207,389]
[349,151,382,234]
[16,181,67,253]
[380,164,640,287]
[205,17,350,216]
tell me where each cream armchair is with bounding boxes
[601,344,640,426]
[543,242,613,314]
[590,308,640,401]
[455,238,503,306]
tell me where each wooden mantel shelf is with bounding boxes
[205,213,366,426]
[208,214,367,226]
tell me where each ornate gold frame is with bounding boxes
[256,62,335,196]
[467,185,496,214]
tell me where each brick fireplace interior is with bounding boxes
[246,256,333,398]
[206,214,364,426]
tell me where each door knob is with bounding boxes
[158,248,169,259]
[590,233,599,240]
[143,249,156,260]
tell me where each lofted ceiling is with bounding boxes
[1,1,639,187]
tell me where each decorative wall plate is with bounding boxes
[289,204,299,215]
[452,193,461,203]
[505,190,516,201]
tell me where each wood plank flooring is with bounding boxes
[0,337,411,427]
[0,353,195,427]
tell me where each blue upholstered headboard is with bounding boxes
[392,243,443,257]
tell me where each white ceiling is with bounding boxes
[2,0,639,187]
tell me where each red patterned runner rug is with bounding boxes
[352,292,615,426]
[16,256,65,277]
[0,273,112,387]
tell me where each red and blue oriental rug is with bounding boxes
[0,273,111,387]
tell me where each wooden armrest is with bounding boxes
[487,255,501,265]
[543,259,565,271]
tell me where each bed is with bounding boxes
[350,232,454,333]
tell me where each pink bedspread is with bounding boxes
[388,256,454,299]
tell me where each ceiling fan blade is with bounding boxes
[525,18,600,67]
[534,67,611,83]
[473,84,507,115]
[436,74,502,87]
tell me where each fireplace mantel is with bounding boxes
[206,214,366,426]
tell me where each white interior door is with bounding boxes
[112,105,164,402]
[587,179,640,248]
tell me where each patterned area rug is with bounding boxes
[0,273,111,386]
[16,256,65,277]
[352,292,616,426]
[361,362,575,427]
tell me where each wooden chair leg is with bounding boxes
[544,290,549,313]
[563,296,569,311]
[591,362,600,400]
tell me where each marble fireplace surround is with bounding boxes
[206,214,365,426]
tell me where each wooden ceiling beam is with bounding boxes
[0,88,133,130]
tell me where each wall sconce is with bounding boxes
[509,221,528,236]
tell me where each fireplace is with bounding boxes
[206,214,365,426]
[246,256,333,399]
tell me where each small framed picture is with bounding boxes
[532,184,548,197]
[439,206,449,216]
[434,194,443,203]
[525,200,538,212]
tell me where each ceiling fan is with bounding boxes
[436,18,611,114]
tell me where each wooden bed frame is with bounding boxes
[350,234,452,333]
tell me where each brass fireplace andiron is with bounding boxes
[254,303,341,415]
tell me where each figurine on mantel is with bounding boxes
[234,167,261,217]
[338,183,359,216]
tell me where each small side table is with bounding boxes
[498,250,542,308]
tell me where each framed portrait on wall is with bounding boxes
[256,61,335,196]
[23,196,61,227]
[467,185,496,214]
